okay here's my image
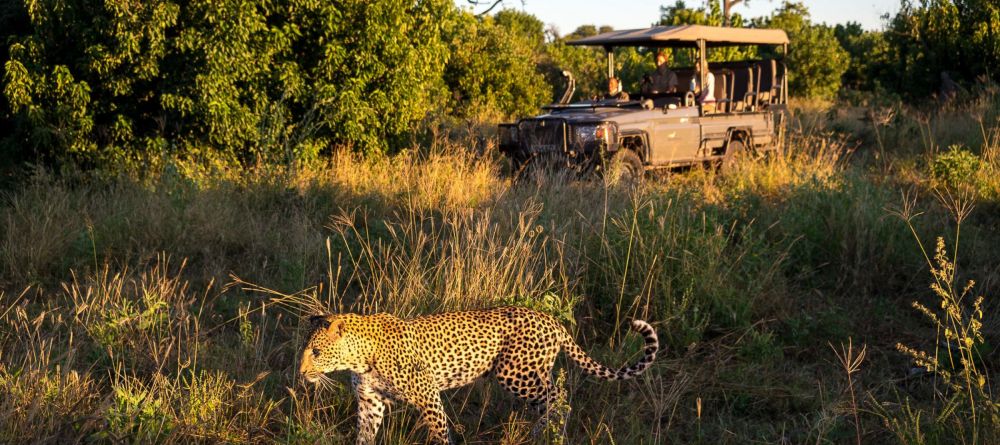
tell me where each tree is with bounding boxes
[2,0,457,170]
[444,10,550,119]
[723,0,747,26]
[882,0,1000,98]
[3,0,180,169]
[660,1,755,63]
[494,9,547,49]
[756,2,849,99]
[542,37,605,101]
[567,25,599,40]
[834,22,892,92]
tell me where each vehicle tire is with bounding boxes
[606,149,644,186]
[761,146,781,164]
[720,138,746,173]
[503,156,524,179]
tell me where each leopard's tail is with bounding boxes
[561,320,658,380]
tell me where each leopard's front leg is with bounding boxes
[378,357,453,444]
[352,373,388,445]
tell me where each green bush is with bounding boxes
[931,145,983,190]
[883,0,1000,98]
[756,2,850,100]
[444,10,550,119]
[2,0,456,169]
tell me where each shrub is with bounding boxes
[444,10,551,120]
[1,0,456,169]
[756,2,850,100]
[930,145,983,190]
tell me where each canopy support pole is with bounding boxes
[782,43,789,104]
[697,39,707,96]
[606,49,615,79]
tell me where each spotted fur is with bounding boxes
[299,306,658,445]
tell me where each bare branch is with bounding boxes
[466,0,525,17]
[723,0,747,27]
[472,0,505,16]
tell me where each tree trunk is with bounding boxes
[723,0,745,27]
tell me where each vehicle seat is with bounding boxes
[755,60,777,107]
[675,70,695,94]
[711,69,732,113]
[730,66,754,112]
[772,61,786,104]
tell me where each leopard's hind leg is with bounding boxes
[493,334,567,437]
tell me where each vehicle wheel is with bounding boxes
[515,153,572,185]
[503,156,524,179]
[606,149,644,186]
[760,147,781,164]
[720,138,746,173]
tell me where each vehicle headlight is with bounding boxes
[574,125,597,142]
[573,123,615,145]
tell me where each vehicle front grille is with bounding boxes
[517,119,566,154]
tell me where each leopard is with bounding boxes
[299,306,659,444]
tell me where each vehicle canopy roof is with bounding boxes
[567,25,789,48]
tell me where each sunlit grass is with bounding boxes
[1,95,999,443]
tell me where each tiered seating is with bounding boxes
[640,59,784,113]
[754,60,786,106]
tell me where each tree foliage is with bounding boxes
[834,22,892,92]
[881,0,1000,98]
[756,2,849,100]
[660,0,756,64]
[661,0,747,28]
[542,27,607,101]
[444,10,550,119]
[2,0,456,170]
[3,0,999,172]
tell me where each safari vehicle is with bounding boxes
[498,25,790,180]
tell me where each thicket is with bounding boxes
[2,0,999,172]
[835,0,1000,101]
[0,1,553,171]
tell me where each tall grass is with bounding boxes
[1,96,999,443]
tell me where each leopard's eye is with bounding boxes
[312,348,321,357]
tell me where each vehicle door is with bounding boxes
[650,107,701,165]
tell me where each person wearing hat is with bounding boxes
[642,50,678,95]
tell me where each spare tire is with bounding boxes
[606,149,644,186]
[720,138,746,173]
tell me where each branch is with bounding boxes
[468,0,505,16]
[723,0,747,27]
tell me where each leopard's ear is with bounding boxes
[326,319,346,341]
[309,314,332,329]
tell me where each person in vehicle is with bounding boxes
[693,63,715,104]
[641,50,678,94]
[606,77,630,101]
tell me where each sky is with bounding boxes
[459,0,900,33]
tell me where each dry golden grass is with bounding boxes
[1,94,1000,444]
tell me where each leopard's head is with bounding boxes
[299,314,365,383]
